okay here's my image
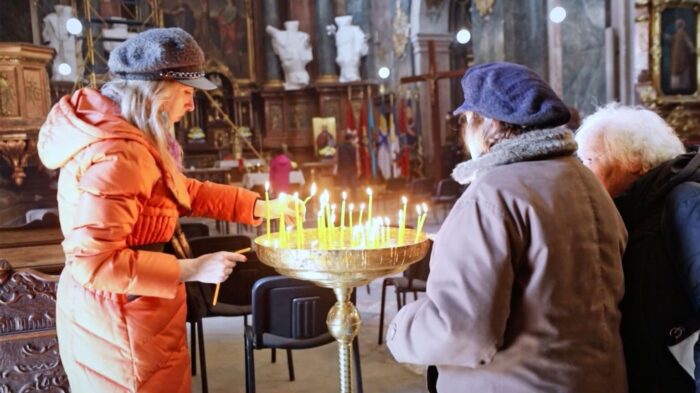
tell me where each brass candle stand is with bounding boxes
[254,227,430,393]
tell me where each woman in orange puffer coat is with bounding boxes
[38,28,292,392]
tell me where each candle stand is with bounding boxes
[253,228,430,393]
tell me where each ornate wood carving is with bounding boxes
[475,0,496,17]
[0,44,53,186]
[0,259,68,392]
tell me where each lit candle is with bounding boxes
[278,193,287,247]
[265,181,271,242]
[366,187,373,226]
[330,204,337,246]
[340,191,347,245]
[384,216,390,246]
[416,204,429,241]
[293,192,302,248]
[317,211,325,248]
[399,196,408,245]
[358,203,365,231]
[348,203,355,232]
[304,182,317,204]
[320,190,330,247]
[413,204,423,243]
[397,209,403,246]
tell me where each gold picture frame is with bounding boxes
[650,0,700,103]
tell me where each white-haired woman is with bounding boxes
[576,104,700,393]
[38,28,292,392]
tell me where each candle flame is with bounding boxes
[384,216,390,225]
[342,191,347,200]
[279,192,286,201]
[416,204,422,214]
[331,204,337,211]
[293,191,299,198]
[349,203,355,211]
[366,187,373,196]
[264,181,270,191]
[360,203,366,210]
[320,190,329,205]
[422,202,429,212]
[401,196,407,204]
[310,183,317,196]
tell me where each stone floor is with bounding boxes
[185,213,444,393]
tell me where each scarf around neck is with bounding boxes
[451,127,578,185]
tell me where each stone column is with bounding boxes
[315,0,338,83]
[345,0,373,80]
[263,0,283,88]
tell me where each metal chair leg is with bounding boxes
[413,290,418,301]
[378,279,389,344]
[245,335,256,393]
[197,319,208,393]
[271,348,276,363]
[396,288,403,311]
[190,321,197,376]
[286,349,295,381]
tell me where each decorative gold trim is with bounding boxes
[475,0,496,17]
[649,1,700,104]
[315,74,339,84]
[263,79,284,89]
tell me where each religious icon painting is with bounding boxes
[651,2,700,102]
[660,6,697,95]
[312,117,337,159]
[161,0,255,81]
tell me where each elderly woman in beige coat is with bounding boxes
[386,62,628,392]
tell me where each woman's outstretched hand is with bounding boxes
[178,251,247,283]
[254,196,302,226]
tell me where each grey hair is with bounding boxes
[575,103,685,171]
[101,79,180,174]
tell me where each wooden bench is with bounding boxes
[0,259,68,391]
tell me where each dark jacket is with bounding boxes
[615,151,700,393]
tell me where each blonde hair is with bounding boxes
[575,103,685,172]
[101,79,182,174]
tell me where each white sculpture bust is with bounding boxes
[102,18,138,53]
[42,5,82,82]
[266,21,313,90]
[334,15,368,83]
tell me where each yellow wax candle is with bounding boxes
[278,193,287,247]
[304,182,317,204]
[293,192,302,248]
[330,204,337,246]
[416,204,429,241]
[317,210,325,248]
[366,187,373,226]
[348,203,355,233]
[384,216,390,246]
[340,192,347,244]
[265,181,271,243]
[397,209,403,245]
[320,191,330,247]
[399,196,408,245]
[358,203,365,230]
[414,204,423,243]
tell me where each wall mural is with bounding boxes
[162,0,255,81]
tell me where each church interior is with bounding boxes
[2,0,700,392]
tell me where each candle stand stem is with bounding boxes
[327,287,361,393]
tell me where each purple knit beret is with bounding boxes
[453,62,570,129]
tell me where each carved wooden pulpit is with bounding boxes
[0,259,69,391]
[0,43,54,186]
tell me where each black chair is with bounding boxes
[378,240,433,345]
[180,222,210,239]
[187,235,278,393]
[245,276,363,393]
[431,178,462,222]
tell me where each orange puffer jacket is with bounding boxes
[38,88,261,392]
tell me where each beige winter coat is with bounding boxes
[387,156,628,393]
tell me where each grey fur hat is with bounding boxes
[108,27,216,90]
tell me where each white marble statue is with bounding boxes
[102,18,138,53]
[42,5,82,82]
[334,15,368,83]
[266,21,313,90]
